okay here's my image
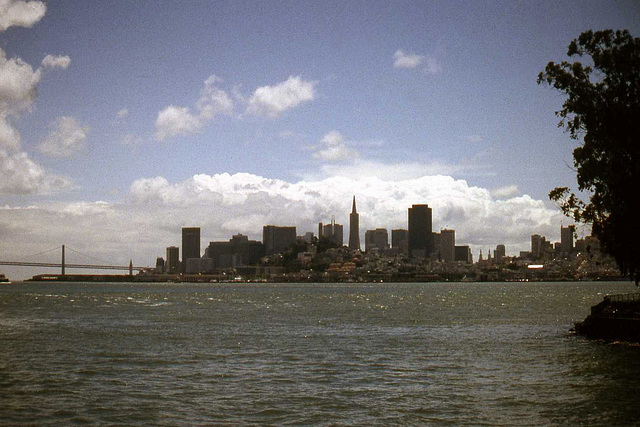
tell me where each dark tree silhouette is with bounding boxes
[538,30,640,285]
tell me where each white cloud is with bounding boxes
[246,76,316,118]
[394,49,441,74]
[155,75,232,140]
[197,75,233,120]
[0,149,71,194]
[38,116,89,158]
[393,50,425,69]
[117,108,128,119]
[491,185,520,199]
[0,47,41,119]
[313,131,359,162]
[41,54,70,70]
[155,105,202,141]
[0,0,46,32]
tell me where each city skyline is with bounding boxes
[1,1,639,280]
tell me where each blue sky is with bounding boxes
[1,1,638,278]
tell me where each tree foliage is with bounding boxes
[538,30,640,284]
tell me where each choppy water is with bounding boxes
[1,281,640,425]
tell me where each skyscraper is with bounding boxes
[263,225,297,255]
[560,225,575,254]
[408,204,433,258]
[392,229,409,254]
[182,227,201,272]
[348,196,361,251]
[166,246,179,273]
[323,218,343,246]
[440,229,455,262]
[365,228,389,252]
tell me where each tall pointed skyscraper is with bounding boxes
[348,196,361,251]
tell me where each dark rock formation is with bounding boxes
[574,296,640,343]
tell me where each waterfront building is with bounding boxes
[365,228,389,252]
[348,196,361,251]
[182,227,201,273]
[206,234,265,268]
[263,225,297,255]
[392,229,409,254]
[166,246,179,273]
[455,245,473,264]
[323,217,344,247]
[408,204,433,258]
[560,225,575,254]
[440,229,455,263]
[155,257,165,274]
[495,244,506,264]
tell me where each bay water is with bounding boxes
[1,281,640,425]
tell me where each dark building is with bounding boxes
[365,228,389,252]
[455,245,473,263]
[392,229,409,254]
[348,196,361,251]
[166,246,179,273]
[408,204,433,258]
[182,227,201,273]
[206,234,265,268]
[495,244,506,264]
[323,217,343,247]
[560,225,575,254]
[263,225,297,255]
[440,229,455,263]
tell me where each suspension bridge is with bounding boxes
[0,245,148,276]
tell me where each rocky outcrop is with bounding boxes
[574,295,640,342]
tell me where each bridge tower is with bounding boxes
[61,245,66,275]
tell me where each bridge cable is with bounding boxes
[64,246,112,265]
[22,246,63,259]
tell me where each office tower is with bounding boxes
[495,244,506,264]
[531,234,544,259]
[323,217,344,246]
[560,225,575,254]
[263,225,297,255]
[440,229,455,263]
[408,204,433,258]
[348,196,361,251]
[318,222,323,239]
[166,246,179,273]
[392,229,409,254]
[365,228,389,252]
[455,245,473,263]
[206,234,265,268]
[181,227,201,273]
[155,257,165,273]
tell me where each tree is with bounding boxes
[537,30,640,285]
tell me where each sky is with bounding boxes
[1,0,638,279]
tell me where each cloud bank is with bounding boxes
[0,0,72,194]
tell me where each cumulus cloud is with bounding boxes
[41,54,70,70]
[155,105,202,141]
[246,76,316,118]
[394,49,441,74]
[491,185,520,199]
[393,50,425,69]
[0,47,41,120]
[124,172,563,255]
[155,75,232,140]
[0,0,46,32]
[0,149,71,194]
[38,116,89,158]
[0,1,76,195]
[313,131,359,162]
